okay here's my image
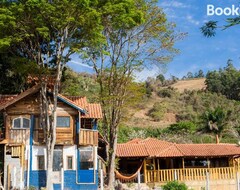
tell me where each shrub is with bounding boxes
[162,181,188,190]
[148,102,168,121]
[166,121,197,134]
[158,88,175,98]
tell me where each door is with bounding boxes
[52,146,63,183]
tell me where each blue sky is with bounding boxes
[67,0,240,80]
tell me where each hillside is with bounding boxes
[170,78,206,92]
[125,78,206,128]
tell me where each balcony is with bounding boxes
[8,128,30,144]
[79,129,98,146]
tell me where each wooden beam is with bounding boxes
[182,158,185,169]
[143,159,147,183]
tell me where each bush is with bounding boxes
[158,87,175,98]
[148,102,168,121]
[166,121,197,134]
[162,181,188,190]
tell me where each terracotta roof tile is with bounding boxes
[116,143,148,157]
[117,138,240,158]
[0,95,17,105]
[84,103,102,119]
[66,96,88,109]
[67,96,102,119]
[176,143,240,157]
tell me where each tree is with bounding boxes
[201,17,240,37]
[0,1,103,189]
[202,107,228,142]
[83,0,181,188]
[205,60,240,100]
[156,74,165,83]
[186,71,193,79]
[196,69,204,78]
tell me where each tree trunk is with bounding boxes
[107,122,118,189]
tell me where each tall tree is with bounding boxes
[0,1,103,189]
[201,17,240,37]
[83,0,181,188]
[205,60,240,100]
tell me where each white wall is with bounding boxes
[32,145,76,170]
[63,145,76,170]
[32,145,45,170]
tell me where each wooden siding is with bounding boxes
[4,92,79,145]
[79,129,98,146]
[6,94,40,114]
[33,115,75,145]
[6,115,31,144]
[9,129,30,144]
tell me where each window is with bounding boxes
[37,155,45,170]
[79,146,94,170]
[67,156,73,170]
[12,117,30,129]
[57,116,70,128]
[53,146,63,171]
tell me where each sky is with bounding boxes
[67,0,240,81]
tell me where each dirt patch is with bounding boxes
[171,78,206,92]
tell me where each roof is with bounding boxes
[116,138,240,158]
[67,96,102,119]
[176,143,240,157]
[0,84,41,111]
[0,87,102,119]
[0,95,18,105]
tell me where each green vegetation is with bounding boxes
[205,60,240,100]
[61,68,99,102]
[162,181,188,190]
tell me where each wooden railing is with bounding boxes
[79,129,98,146]
[9,129,30,144]
[146,167,236,183]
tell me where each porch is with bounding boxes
[145,167,237,183]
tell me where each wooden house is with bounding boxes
[116,138,240,189]
[0,84,102,190]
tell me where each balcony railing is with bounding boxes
[9,129,30,144]
[79,129,98,146]
[146,167,236,183]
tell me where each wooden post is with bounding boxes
[207,158,210,168]
[100,169,104,190]
[143,159,147,183]
[206,172,210,190]
[61,167,64,190]
[137,170,141,190]
[237,172,240,190]
[153,158,156,182]
[182,158,185,181]
[7,165,10,190]
[182,158,185,169]
[13,167,16,188]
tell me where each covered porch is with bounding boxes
[144,157,240,183]
[116,138,240,184]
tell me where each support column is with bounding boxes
[143,159,147,183]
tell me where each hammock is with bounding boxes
[115,162,143,182]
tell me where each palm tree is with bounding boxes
[203,107,227,142]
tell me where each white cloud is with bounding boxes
[159,1,191,9]
[69,60,93,69]
[186,15,200,25]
